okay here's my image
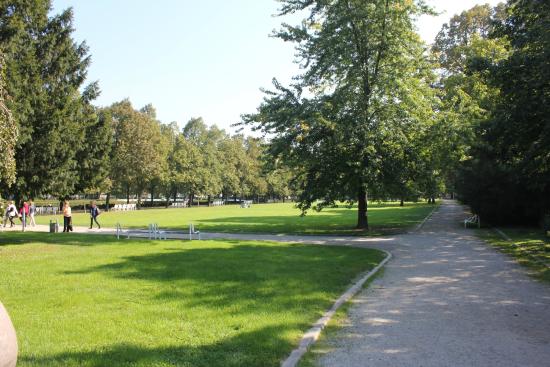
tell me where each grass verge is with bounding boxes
[0,232,385,367]
[477,227,550,283]
[35,202,438,236]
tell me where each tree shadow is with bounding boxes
[18,324,297,367]
[0,232,155,247]
[64,243,382,312]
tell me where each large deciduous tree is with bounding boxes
[244,0,436,229]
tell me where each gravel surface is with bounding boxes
[317,200,550,367]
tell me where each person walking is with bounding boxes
[89,201,101,229]
[19,200,29,229]
[28,199,36,227]
[62,200,73,232]
[4,201,18,228]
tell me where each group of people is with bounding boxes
[2,199,36,228]
[2,199,102,232]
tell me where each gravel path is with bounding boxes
[318,200,550,367]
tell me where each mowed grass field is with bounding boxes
[36,202,437,235]
[0,233,385,367]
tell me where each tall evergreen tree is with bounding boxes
[0,2,94,200]
[0,53,17,187]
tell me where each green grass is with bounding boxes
[0,232,385,367]
[36,202,437,235]
[478,227,550,282]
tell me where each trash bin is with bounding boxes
[49,219,58,233]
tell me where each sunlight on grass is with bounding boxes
[478,228,550,282]
[0,233,384,367]
[35,202,437,235]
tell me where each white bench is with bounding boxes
[115,223,130,239]
[240,200,252,208]
[189,223,200,240]
[464,214,480,228]
[148,223,166,240]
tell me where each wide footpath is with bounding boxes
[318,201,550,367]
[4,200,550,366]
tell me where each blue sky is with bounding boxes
[52,0,502,134]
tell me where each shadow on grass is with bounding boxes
[64,243,383,311]
[19,324,296,367]
[0,232,154,247]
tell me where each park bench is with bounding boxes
[115,223,130,239]
[36,206,58,215]
[240,200,252,208]
[189,223,201,240]
[148,223,167,240]
[464,214,480,228]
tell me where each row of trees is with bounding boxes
[2,0,546,228]
[431,1,549,225]
[244,0,449,228]
[243,0,548,228]
[0,1,292,206]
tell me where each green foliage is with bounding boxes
[0,53,17,187]
[0,2,96,199]
[0,233,384,367]
[108,100,164,203]
[244,0,437,228]
[457,0,550,224]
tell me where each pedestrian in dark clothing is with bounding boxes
[89,201,101,229]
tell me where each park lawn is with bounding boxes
[0,232,385,367]
[36,202,437,235]
[478,227,550,282]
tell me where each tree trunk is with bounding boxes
[150,184,154,205]
[400,198,404,207]
[208,195,211,207]
[126,185,130,204]
[357,188,368,229]
[106,193,111,211]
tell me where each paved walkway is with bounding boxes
[318,200,550,367]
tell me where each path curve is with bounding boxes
[317,200,550,367]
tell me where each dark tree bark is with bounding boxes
[126,185,130,204]
[357,188,368,229]
[106,193,110,211]
[400,199,404,207]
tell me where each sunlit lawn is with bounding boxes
[478,227,550,282]
[0,232,385,367]
[36,202,437,235]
